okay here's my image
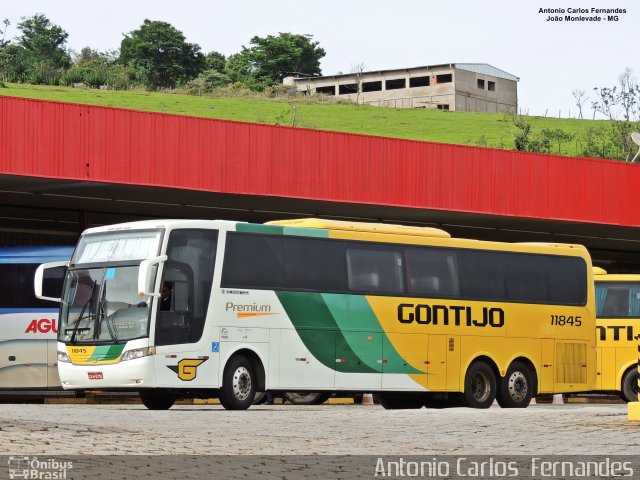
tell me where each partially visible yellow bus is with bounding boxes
[593,268,640,402]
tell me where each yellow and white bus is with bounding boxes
[593,268,640,402]
[36,219,597,410]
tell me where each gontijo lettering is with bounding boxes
[397,303,505,327]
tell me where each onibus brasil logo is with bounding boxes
[8,456,72,479]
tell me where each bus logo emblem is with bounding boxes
[167,358,208,381]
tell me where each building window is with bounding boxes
[362,81,382,92]
[488,81,496,92]
[315,85,335,96]
[385,78,406,90]
[339,83,358,95]
[409,76,430,88]
[477,79,485,89]
[437,104,450,111]
[436,73,452,84]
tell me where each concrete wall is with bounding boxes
[453,68,517,114]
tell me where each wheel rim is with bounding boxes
[507,371,528,402]
[232,366,252,401]
[471,371,491,402]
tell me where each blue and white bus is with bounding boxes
[0,246,73,389]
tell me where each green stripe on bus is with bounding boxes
[322,294,421,374]
[89,344,125,361]
[275,291,378,373]
[283,227,328,238]
[236,224,284,235]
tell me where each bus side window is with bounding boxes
[601,287,630,317]
[156,229,218,346]
[405,248,459,297]
[346,248,404,294]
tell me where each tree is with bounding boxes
[226,33,325,90]
[350,62,366,105]
[205,51,226,73]
[0,18,10,48]
[591,86,618,120]
[119,19,205,90]
[617,68,639,122]
[16,14,70,69]
[572,89,588,119]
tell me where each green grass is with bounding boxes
[0,83,610,156]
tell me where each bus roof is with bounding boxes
[267,218,451,238]
[593,272,640,282]
[0,246,74,263]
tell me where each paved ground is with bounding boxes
[1,402,638,456]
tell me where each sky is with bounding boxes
[1,0,637,118]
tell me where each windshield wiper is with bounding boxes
[100,282,120,344]
[70,280,97,344]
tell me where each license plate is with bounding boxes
[88,372,103,380]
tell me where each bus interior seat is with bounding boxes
[411,276,440,293]
[351,273,380,291]
[105,301,129,316]
[601,293,629,316]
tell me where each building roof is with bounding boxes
[454,63,519,82]
[289,63,519,83]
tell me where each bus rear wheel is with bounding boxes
[139,391,176,410]
[219,355,256,410]
[376,392,424,409]
[621,368,639,403]
[496,361,535,408]
[463,361,496,409]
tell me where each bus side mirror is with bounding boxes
[34,261,69,302]
[138,255,167,297]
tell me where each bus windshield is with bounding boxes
[59,229,163,344]
[59,265,152,344]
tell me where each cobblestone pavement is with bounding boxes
[1,403,638,456]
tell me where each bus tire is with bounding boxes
[139,391,175,410]
[496,361,535,408]
[219,354,256,410]
[285,392,331,405]
[463,361,496,409]
[621,368,639,403]
[376,392,424,409]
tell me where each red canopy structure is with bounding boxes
[1,96,638,269]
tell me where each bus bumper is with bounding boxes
[58,357,156,389]
[629,401,640,421]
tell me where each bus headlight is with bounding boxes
[57,350,70,363]
[121,347,156,362]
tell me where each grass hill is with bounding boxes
[0,83,610,157]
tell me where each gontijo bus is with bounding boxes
[0,246,72,389]
[35,219,597,410]
[592,267,639,402]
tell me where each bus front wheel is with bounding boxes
[496,361,535,408]
[219,355,256,410]
[463,361,496,409]
[621,368,639,403]
[139,391,176,410]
